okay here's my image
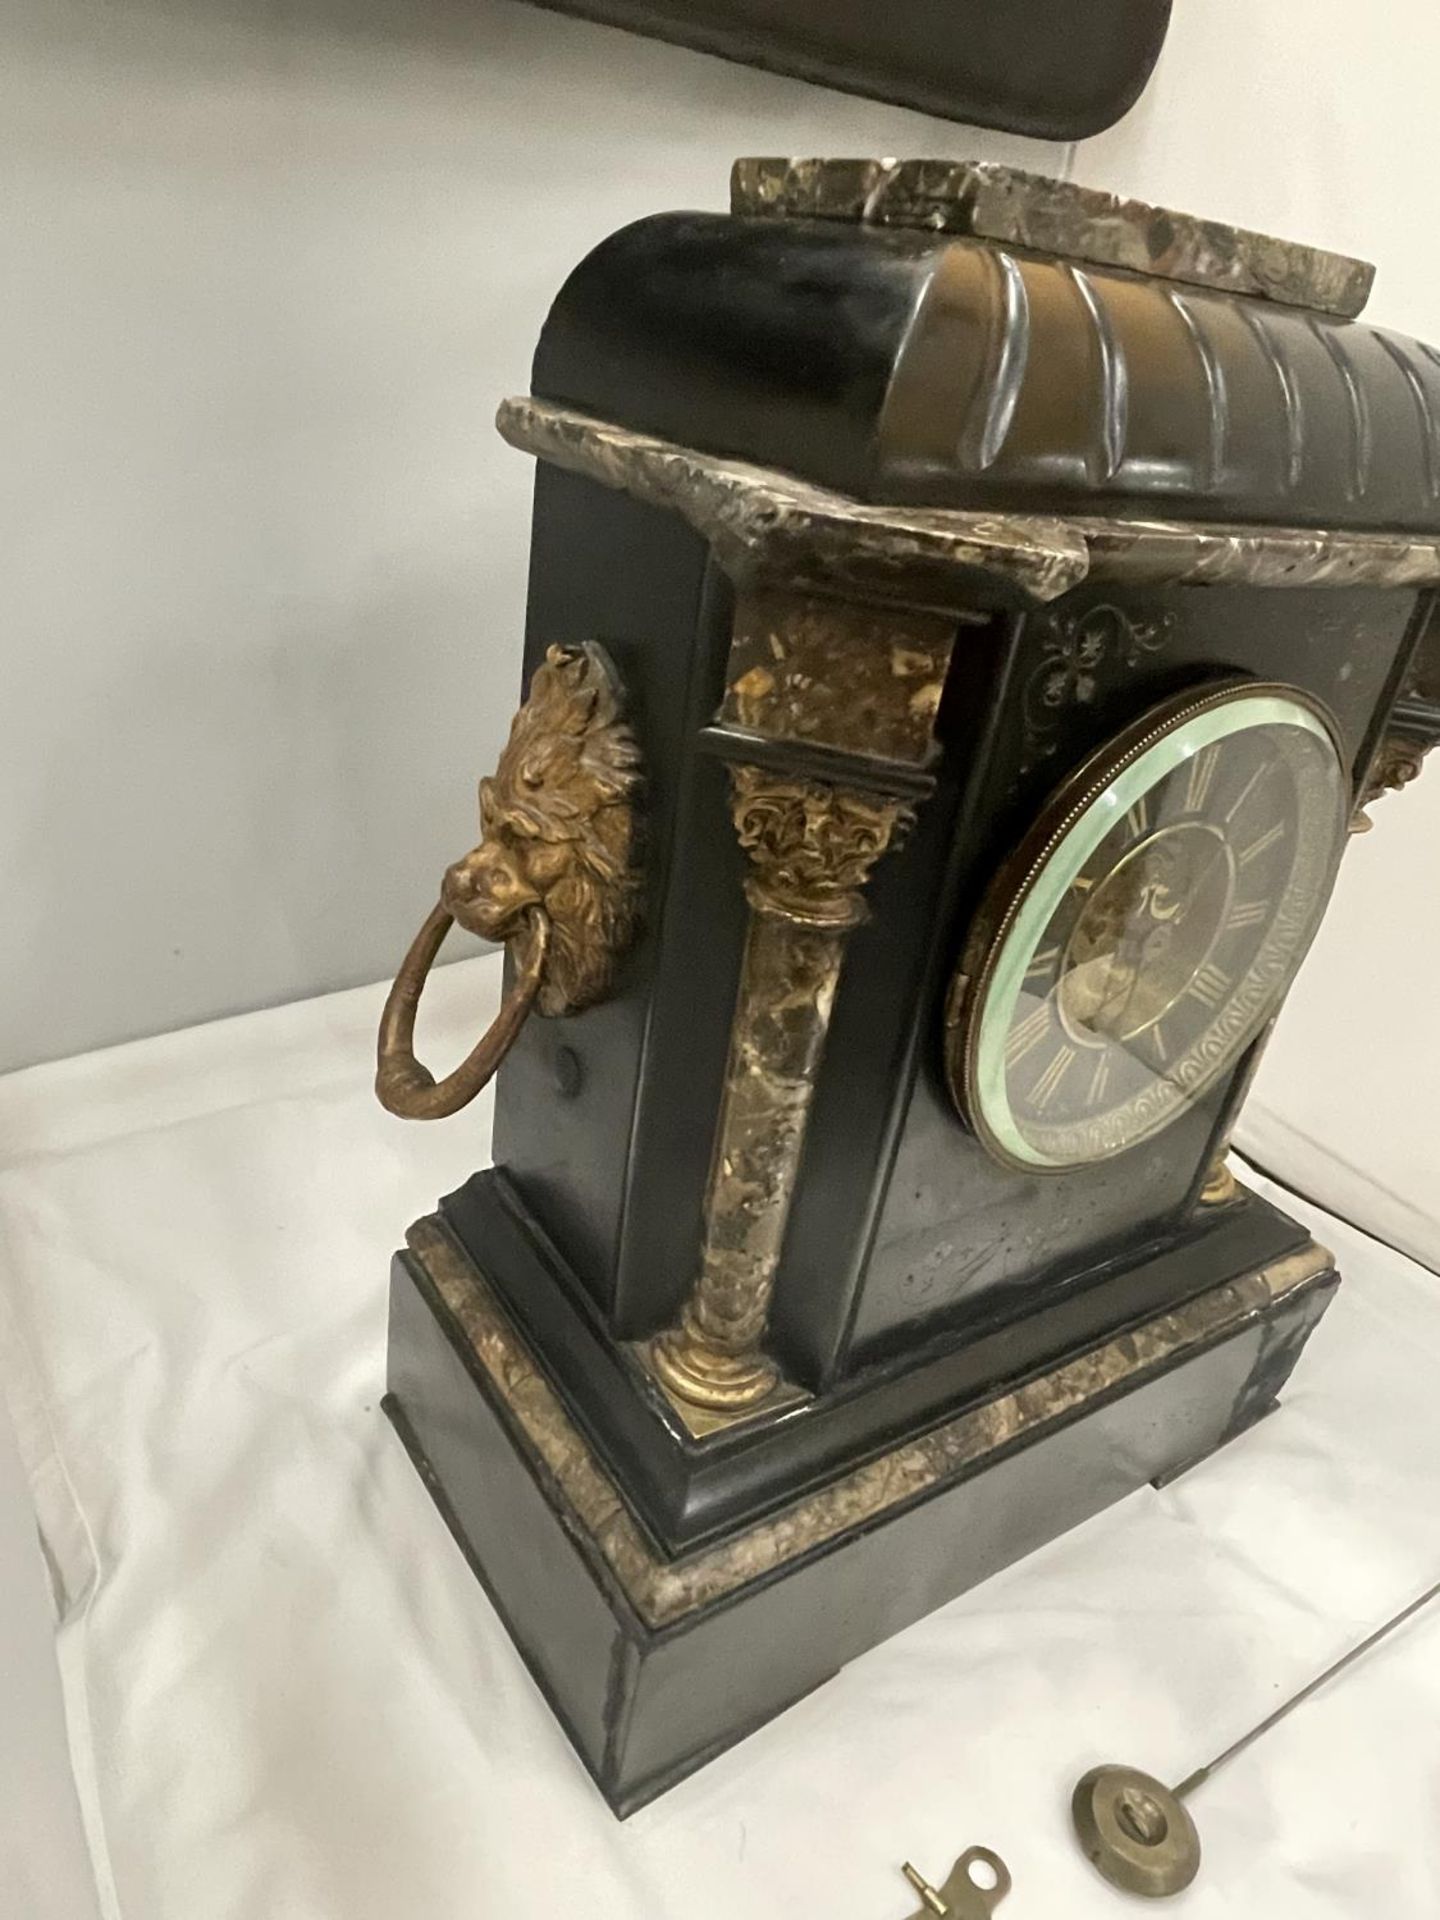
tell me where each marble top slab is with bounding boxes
[731,158,1375,318]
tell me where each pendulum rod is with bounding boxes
[1172,1570,1440,1799]
[1074,1571,1440,1897]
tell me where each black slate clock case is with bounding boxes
[478,208,1424,1415]
[385,191,1438,1810]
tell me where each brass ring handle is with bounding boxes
[375,904,551,1120]
[373,641,642,1125]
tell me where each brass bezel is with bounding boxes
[944,677,1347,1172]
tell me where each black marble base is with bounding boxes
[384,1211,1337,1817]
[440,1167,1314,1553]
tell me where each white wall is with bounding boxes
[0,0,1059,1075]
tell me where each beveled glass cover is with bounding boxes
[949,682,1348,1169]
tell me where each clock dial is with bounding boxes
[947,683,1349,1170]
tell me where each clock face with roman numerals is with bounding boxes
[946,682,1349,1171]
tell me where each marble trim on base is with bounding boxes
[406,1214,1334,1632]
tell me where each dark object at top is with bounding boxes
[733,159,1375,319]
[513,0,1171,140]
[533,163,1440,537]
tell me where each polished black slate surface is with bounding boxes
[488,464,1418,1401]
[385,1226,1337,1816]
[489,465,738,1332]
[534,214,1440,533]
[442,1167,1310,1552]
[830,582,1419,1366]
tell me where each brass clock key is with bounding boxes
[899,1848,1010,1919]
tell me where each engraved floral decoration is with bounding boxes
[1023,603,1178,767]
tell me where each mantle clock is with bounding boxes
[373,163,1440,1815]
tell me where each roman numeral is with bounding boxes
[1125,795,1150,839]
[1147,1021,1171,1065]
[1224,764,1268,823]
[1187,961,1232,1011]
[1184,743,1222,813]
[1238,821,1286,869]
[1005,1000,1053,1068]
[1225,898,1270,931]
[1024,945,1061,983]
[1087,1053,1112,1108]
[1030,1044,1077,1113]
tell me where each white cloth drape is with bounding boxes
[0,955,1436,1919]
